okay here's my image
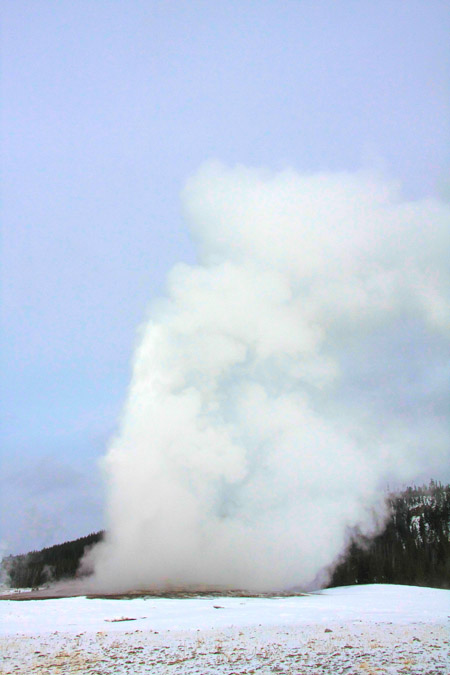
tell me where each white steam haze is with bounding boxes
[88,163,450,592]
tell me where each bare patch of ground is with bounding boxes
[0,587,306,601]
[1,622,448,674]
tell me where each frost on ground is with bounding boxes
[2,622,449,675]
[1,585,449,674]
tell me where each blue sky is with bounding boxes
[1,1,449,554]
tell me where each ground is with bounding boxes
[1,585,449,674]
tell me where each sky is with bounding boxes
[1,0,449,556]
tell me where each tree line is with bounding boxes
[1,531,103,589]
[2,481,449,589]
[329,480,450,589]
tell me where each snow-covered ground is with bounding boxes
[1,584,449,673]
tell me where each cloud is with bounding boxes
[89,162,450,591]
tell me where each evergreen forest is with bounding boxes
[2,531,103,589]
[2,481,449,590]
[329,481,449,589]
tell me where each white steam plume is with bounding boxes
[90,163,450,592]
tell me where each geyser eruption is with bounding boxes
[90,163,450,592]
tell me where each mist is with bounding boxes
[88,163,450,592]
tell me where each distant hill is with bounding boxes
[2,481,449,590]
[329,481,450,589]
[1,531,104,589]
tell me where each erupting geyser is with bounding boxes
[87,162,450,592]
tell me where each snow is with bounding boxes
[1,585,449,673]
[1,584,449,636]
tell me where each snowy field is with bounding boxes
[1,584,449,674]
